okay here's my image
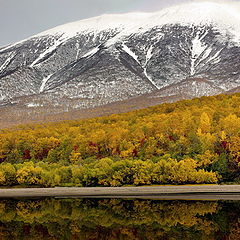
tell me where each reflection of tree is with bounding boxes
[0,198,227,240]
[0,199,239,240]
[229,222,240,240]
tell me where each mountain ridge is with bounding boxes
[1,1,240,50]
[0,1,239,126]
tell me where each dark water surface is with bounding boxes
[0,198,239,239]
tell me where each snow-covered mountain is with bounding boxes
[0,1,240,121]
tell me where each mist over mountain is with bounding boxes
[0,1,239,126]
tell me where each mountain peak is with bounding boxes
[149,1,240,29]
[1,1,239,50]
[40,1,240,43]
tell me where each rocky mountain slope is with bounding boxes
[0,1,239,125]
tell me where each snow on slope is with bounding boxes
[122,43,140,64]
[0,53,15,73]
[37,13,149,38]
[0,13,149,52]
[39,74,52,93]
[1,1,240,52]
[82,45,100,58]
[190,31,209,76]
[30,38,64,67]
[146,1,240,30]
[106,1,240,48]
[115,2,240,43]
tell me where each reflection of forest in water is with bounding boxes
[0,198,239,240]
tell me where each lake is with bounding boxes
[0,198,239,239]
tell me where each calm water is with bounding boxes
[0,198,239,240]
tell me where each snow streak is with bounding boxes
[82,46,100,58]
[190,31,208,76]
[30,39,63,68]
[143,46,159,89]
[39,74,52,93]
[122,43,140,64]
[0,53,15,73]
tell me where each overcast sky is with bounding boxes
[0,0,239,47]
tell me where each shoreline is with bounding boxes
[1,185,240,200]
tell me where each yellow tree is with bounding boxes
[198,112,211,134]
[220,114,240,136]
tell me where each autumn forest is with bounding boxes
[0,93,240,187]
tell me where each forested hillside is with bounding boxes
[0,93,239,187]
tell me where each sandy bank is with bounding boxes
[1,185,240,200]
